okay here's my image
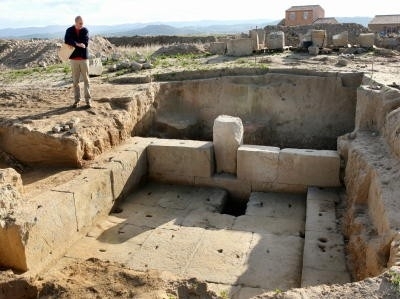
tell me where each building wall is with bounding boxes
[285,7,325,26]
[369,23,400,34]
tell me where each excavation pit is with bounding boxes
[1,70,400,298]
[0,70,363,168]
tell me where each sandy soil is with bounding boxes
[1,258,221,299]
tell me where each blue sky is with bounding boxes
[1,0,399,28]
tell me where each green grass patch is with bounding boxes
[389,270,400,293]
[219,290,229,299]
[1,63,71,81]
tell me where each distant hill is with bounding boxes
[0,19,277,39]
[121,25,200,36]
[0,17,371,39]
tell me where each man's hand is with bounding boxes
[76,43,86,48]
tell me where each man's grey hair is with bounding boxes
[75,16,83,23]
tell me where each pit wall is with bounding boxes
[152,72,362,150]
[0,137,152,273]
[0,85,159,167]
[338,79,400,280]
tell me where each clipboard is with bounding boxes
[58,43,75,61]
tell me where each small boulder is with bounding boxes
[130,61,143,71]
[52,126,62,133]
[142,62,154,69]
[308,46,319,56]
[337,58,349,67]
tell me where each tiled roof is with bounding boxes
[369,15,400,25]
[313,17,339,24]
[286,5,323,12]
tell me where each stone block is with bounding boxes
[226,39,253,57]
[302,230,347,272]
[305,187,339,233]
[182,210,235,230]
[277,149,341,187]
[311,30,327,48]
[233,215,304,236]
[90,137,152,198]
[237,145,279,182]
[195,174,251,200]
[0,190,78,272]
[308,46,319,55]
[266,31,285,50]
[213,115,243,174]
[187,187,228,213]
[53,168,114,231]
[301,267,351,287]
[148,173,195,186]
[66,223,152,263]
[209,42,226,55]
[128,226,205,274]
[0,225,28,272]
[359,33,375,48]
[24,191,80,271]
[246,192,306,219]
[185,229,253,284]
[88,57,103,76]
[332,31,349,47]
[147,139,214,178]
[238,233,303,289]
[114,203,187,229]
[100,149,138,200]
[251,181,307,194]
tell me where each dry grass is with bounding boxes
[116,44,163,60]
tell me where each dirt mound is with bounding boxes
[0,36,114,70]
[151,43,205,57]
[32,258,220,299]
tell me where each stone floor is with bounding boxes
[64,183,307,298]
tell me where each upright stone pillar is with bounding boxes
[213,115,243,175]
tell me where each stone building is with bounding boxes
[369,15,400,35]
[285,5,325,26]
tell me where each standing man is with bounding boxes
[64,16,92,108]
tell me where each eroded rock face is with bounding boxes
[0,168,24,227]
[0,168,23,194]
[0,84,159,167]
[0,168,28,272]
[338,80,400,280]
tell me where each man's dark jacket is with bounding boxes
[64,26,89,59]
